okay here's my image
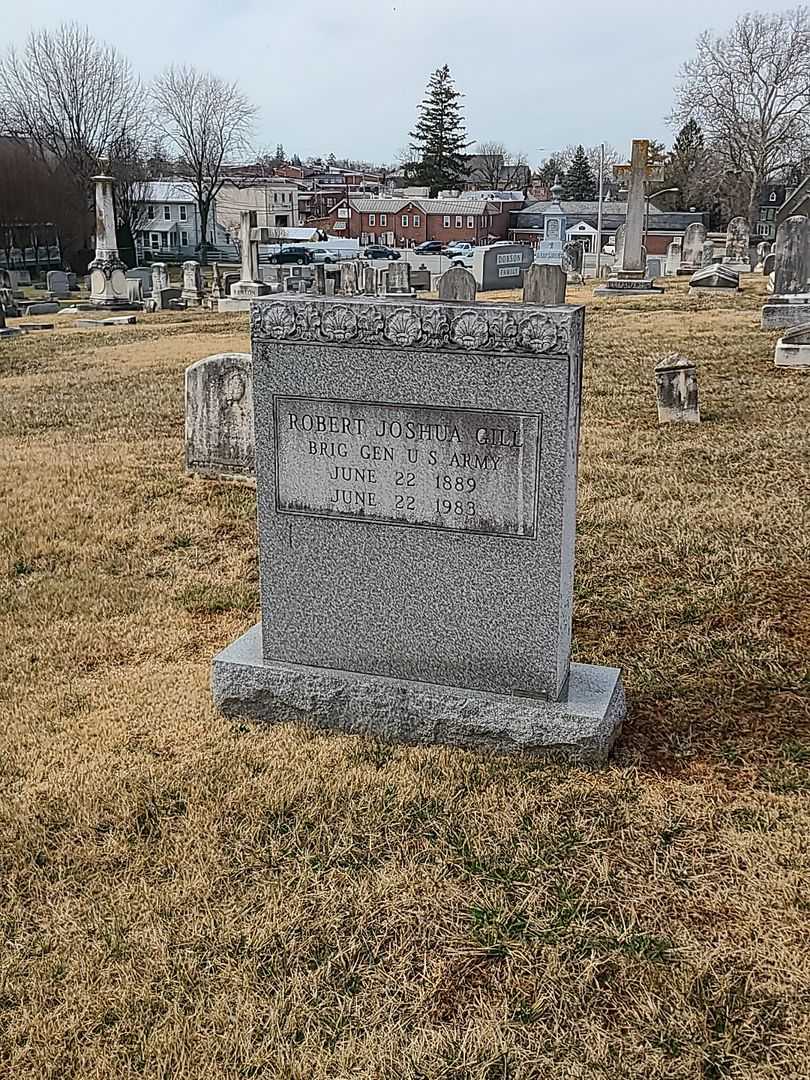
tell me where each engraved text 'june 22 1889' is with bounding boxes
[273,396,542,538]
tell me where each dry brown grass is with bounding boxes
[1,277,808,1079]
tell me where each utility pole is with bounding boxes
[596,143,605,277]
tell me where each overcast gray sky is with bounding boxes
[4,0,795,165]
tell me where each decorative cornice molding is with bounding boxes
[250,299,576,357]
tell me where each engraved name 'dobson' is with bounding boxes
[273,396,541,538]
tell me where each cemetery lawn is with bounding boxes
[1,279,808,1080]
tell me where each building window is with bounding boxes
[770,191,777,202]
[369,214,376,226]
[413,214,421,227]
[179,205,187,221]
[161,232,169,247]
[467,216,474,228]
[150,232,160,247]
[380,214,387,226]
[147,205,155,219]
[163,205,171,220]
[757,223,770,236]
[180,230,188,247]
[455,216,463,228]
[402,214,409,227]
[443,215,451,227]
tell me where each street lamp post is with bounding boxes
[643,187,680,249]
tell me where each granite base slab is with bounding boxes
[212,624,625,763]
[217,298,252,313]
[593,280,664,297]
[774,341,810,368]
[761,301,810,329]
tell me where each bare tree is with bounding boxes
[151,66,257,263]
[472,141,530,190]
[672,7,810,231]
[0,23,143,187]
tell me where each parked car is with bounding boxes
[308,248,339,264]
[445,242,474,256]
[269,246,312,265]
[450,251,474,269]
[414,240,443,254]
[364,245,401,260]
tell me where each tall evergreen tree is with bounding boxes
[407,65,470,195]
[537,156,566,191]
[562,145,597,200]
[664,120,706,207]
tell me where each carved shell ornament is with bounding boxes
[252,300,571,356]
[320,305,358,342]
[261,302,297,339]
[518,314,558,354]
[384,309,422,347]
[451,312,490,350]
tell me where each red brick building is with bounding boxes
[306,197,512,247]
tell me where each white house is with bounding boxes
[216,177,301,241]
[135,181,221,260]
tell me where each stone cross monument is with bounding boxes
[88,174,129,308]
[594,141,663,297]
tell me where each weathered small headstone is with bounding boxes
[654,354,700,423]
[701,240,715,268]
[0,297,21,338]
[362,264,377,296]
[211,295,626,762]
[437,266,476,301]
[678,222,706,274]
[523,263,566,305]
[47,270,70,298]
[760,216,810,328]
[385,262,414,296]
[410,267,431,291]
[324,278,336,297]
[313,265,327,294]
[772,216,810,296]
[76,315,137,327]
[156,287,182,310]
[151,263,169,295]
[562,242,584,282]
[763,252,775,276]
[665,240,682,276]
[613,224,626,269]
[0,287,20,318]
[126,279,143,303]
[689,264,739,292]
[25,302,60,316]
[340,261,359,296]
[774,321,810,369]
[210,263,223,300]
[126,267,153,296]
[723,216,751,270]
[185,353,254,479]
[755,241,769,272]
[222,273,240,298]
[181,260,204,306]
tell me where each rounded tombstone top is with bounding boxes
[654,352,695,373]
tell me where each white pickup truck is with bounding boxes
[446,242,474,268]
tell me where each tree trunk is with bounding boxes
[747,172,762,238]
[199,203,209,265]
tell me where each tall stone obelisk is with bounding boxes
[88,174,130,307]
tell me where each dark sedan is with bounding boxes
[269,246,313,265]
[414,240,443,254]
[364,245,401,260]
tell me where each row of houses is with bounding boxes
[131,173,810,263]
